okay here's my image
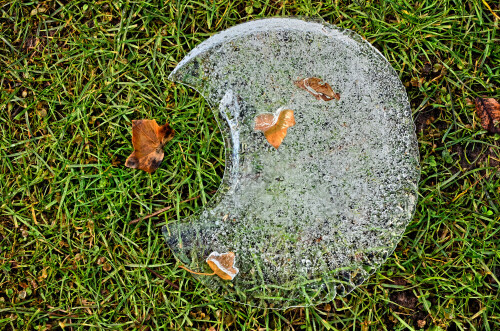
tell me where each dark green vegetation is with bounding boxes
[0,0,499,330]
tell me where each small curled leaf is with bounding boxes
[206,251,239,280]
[178,251,239,281]
[295,77,340,101]
[254,109,296,149]
[475,97,500,133]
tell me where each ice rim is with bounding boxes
[162,17,421,309]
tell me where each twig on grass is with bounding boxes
[146,267,179,290]
[129,190,216,225]
[130,205,174,225]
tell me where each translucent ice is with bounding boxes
[163,17,419,308]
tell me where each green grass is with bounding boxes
[0,0,499,329]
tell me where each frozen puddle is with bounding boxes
[163,17,419,309]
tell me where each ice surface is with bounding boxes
[163,17,420,309]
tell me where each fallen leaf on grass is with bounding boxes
[97,256,112,271]
[254,109,295,149]
[189,311,207,319]
[417,320,426,328]
[178,251,239,281]
[475,97,500,133]
[103,262,112,272]
[30,6,47,16]
[295,77,340,101]
[125,119,175,173]
[18,290,27,299]
[38,267,48,282]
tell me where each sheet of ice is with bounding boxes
[163,17,420,309]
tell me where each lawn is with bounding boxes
[1,0,499,330]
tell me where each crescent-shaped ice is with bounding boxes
[163,17,419,309]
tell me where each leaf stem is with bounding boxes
[178,265,215,276]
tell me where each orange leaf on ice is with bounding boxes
[178,251,239,281]
[206,251,239,280]
[254,109,296,149]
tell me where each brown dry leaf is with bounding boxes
[189,311,206,319]
[254,109,295,149]
[125,119,175,173]
[475,97,500,133]
[18,290,27,299]
[206,251,239,280]
[20,226,29,238]
[38,267,48,282]
[417,320,426,328]
[103,262,112,272]
[30,6,47,16]
[295,77,340,101]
